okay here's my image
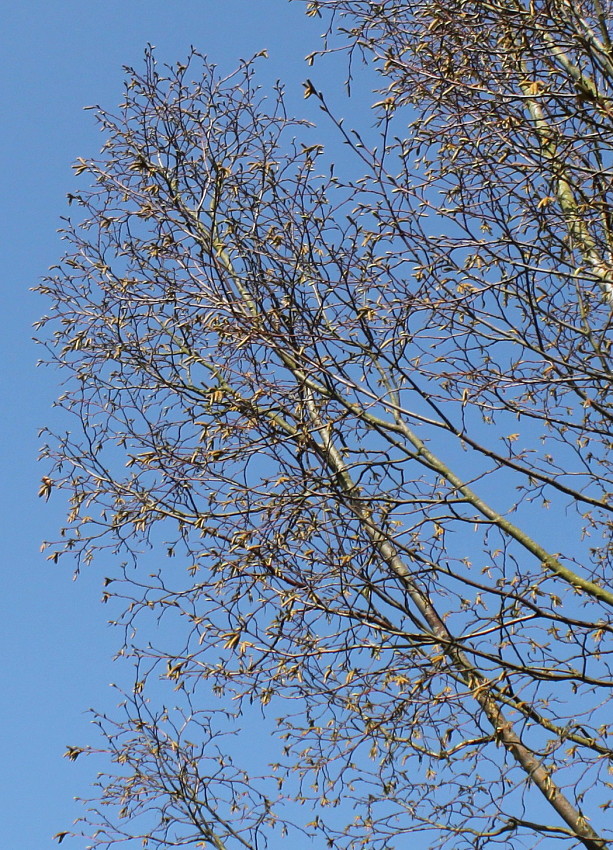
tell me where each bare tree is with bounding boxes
[38,2,613,848]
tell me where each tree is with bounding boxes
[37,2,613,848]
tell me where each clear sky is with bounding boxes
[0,3,340,847]
[5,4,598,848]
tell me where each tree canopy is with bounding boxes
[39,2,613,848]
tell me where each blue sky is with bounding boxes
[5,3,604,848]
[0,3,342,846]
